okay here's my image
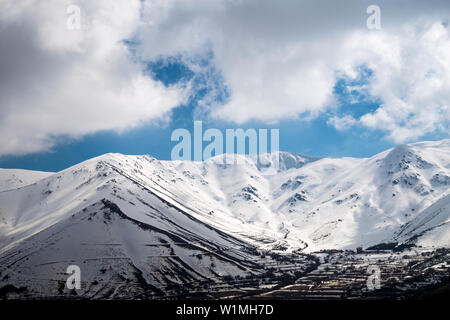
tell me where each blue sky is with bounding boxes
[0,58,445,172]
[1,1,449,172]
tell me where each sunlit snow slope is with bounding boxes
[0,139,449,297]
[0,169,53,192]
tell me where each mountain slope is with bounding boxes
[0,139,449,298]
[395,193,450,249]
[0,168,53,192]
[0,154,313,298]
[1,140,449,253]
[281,139,450,250]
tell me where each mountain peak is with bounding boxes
[204,151,320,172]
[382,144,434,173]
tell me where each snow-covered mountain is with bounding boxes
[0,168,53,192]
[0,139,449,297]
[0,153,315,298]
[395,193,450,249]
[277,140,450,250]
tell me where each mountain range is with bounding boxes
[0,139,449,298]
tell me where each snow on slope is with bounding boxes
[0,169,53,192]
[1,140,449,253]
[0,139,449,297]
[0,155,310,298]
[168,139,450,251]
[0,198,271,298]
[280,139,450,250]
[395,192,450,248]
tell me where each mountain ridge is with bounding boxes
[0,139,449,298]
[1,139,449,252]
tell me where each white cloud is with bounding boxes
[1,0,449,156]
[355,23,450,143]
[0,0,186,156]
[134,0,450,141]
[327,115,357,131]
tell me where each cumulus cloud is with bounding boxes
[355,23,450,143]
[1,0,449,156]
[134,0,450,141]
[0,0,186,156]
[327,115,357,131]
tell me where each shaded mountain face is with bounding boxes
[0,199,283,298]
[0,139,449,298]
[0,153,315,298]
[394,193,450,248]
